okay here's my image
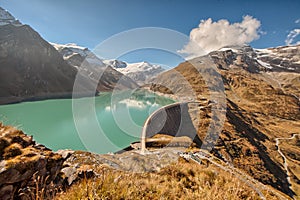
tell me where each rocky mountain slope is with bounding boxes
[0,20,88,104]
[150,44,300,198]
[0,8,137,105]
[256,45,300,73]
[51,43,138,91]
[52,42,163,86]
[0,7,21,26]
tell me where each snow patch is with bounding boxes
[51,43,105,67]
[256,59,273,69]
[0,7,22,26]
[107,61,166,83]
[51,43,165,83]
[51,43,89,57]
[103,59,127,68]
[119,61,162,73]
[218,47,239,53]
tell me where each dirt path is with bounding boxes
[275,134,300,198]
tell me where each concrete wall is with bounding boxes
[141,102,202,152]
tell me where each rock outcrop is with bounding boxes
[0,123,188,199]
[256,45,300,73]
[0,123,64,199]
[0,7,21,26]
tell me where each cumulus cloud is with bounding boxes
[179,15,261,59]
[285,19,300,45]
[285,29,300,45]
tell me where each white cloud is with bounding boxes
[295,19,300,24]
[285,29,300,45]
[179,15,261,59]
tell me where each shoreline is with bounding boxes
[142,86,180,102]
[0,87,179,106]
[0,88,178,155]
[0,92,97,105]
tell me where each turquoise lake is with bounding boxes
[0,90,174,154]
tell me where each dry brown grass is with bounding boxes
[149,56,300,196]
[18,173,62,200]
[55,158,281,200]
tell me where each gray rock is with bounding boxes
[0,185,13,200]
[56,149,74,159]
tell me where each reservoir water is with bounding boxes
[0,90,174,153]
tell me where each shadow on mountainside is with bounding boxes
[226,99,295,197]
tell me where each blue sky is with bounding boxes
[1,0,299,67]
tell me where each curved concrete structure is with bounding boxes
[141,102,202,153]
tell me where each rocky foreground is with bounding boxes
[0,123,195,199]
[0,124,64,199]
[1,123,290,200]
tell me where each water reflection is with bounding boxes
[0,90,174,153]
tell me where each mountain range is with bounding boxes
[52,43,165,85]
[51,43,138,92]
[0,7,149,104]
[0,5,300,199]
[105,60,165,84]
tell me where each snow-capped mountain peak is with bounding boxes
[51,43,90,58]
[217,45,256,56]
[51,43,106,68]
[114,61,165,84]
[126,61,161,72]
[212,44,300,73]
[102,59,127,69]
[255,44,300,72]
[0,7,21,26]
[51,42,165,84]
